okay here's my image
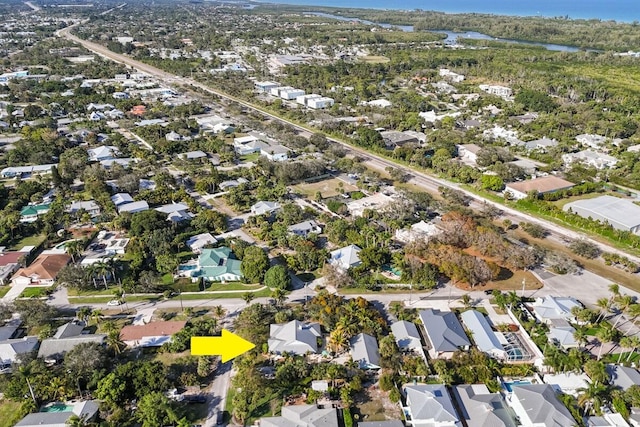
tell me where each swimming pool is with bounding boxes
[503,380,531,393]
[41,403,74,413]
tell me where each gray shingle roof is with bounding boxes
[350,333,380,369]
[390,320,422,352]
[454,384,517,427]
[606,364,640,390]
[419,309,470,353]
[268,320,321,355]
[38,335,106,360]
[460,310,505,357]
[404,384,460,424]
[260,404,338,427]
[512,384,575,427]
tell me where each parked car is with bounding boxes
[107,299,122,306]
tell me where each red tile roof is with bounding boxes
[120,321,187,341]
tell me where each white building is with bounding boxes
[329,245,362,271]
[562,150,619,169]
[439,68,465,83]
[479,84,513,98]
[186,233,218,254]
[564,195,640,235]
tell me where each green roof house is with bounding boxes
[20,203,50,223]
[193,247,242,282]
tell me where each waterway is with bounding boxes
[307,11,585,52]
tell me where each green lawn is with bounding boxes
[0,286,11,299]
[0,400,24,427]
[9,234,46,251]
[19,287,49,298]
[240,152,260,162]
[67,287,115,296]
[68,288,271,304]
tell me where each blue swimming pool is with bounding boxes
[503,380,531,393]
[41,403,74,413]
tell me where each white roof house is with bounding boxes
[346,193,394,217]
[261,144,290,162]
[117,201,149,214]
[562,150,619,169]
[87,145,119,162]
[390,320,423,353]
[0,337,39,367]
[66,200,101,217]
[607,364,640,390]
[111,193,134,207]
[395,221,441,243]
[268,320,322,355]
[403,384,461,427]
[576,134,608,149]
[542,372,590,397]
[329,244,362,271]
[564,195,640,235]
[586,413,630,427]
[548,319,578,348]
[508,384,576,427]
[155,202,194,222]
[250,201,281,216]
[531,296,582,324]
[186,233,218,254]
[287,220,322,237]
[460,310,506,360]
[260,405,338,427]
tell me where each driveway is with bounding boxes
[203,362,233,427]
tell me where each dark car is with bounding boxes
[185,394,207,404]
[484,289,494,295]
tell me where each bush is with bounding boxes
[389,387,401,403]
[568,239,600,259]
[520,222,547,238]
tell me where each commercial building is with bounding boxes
[505,176,575,200]
[563,195,640,234]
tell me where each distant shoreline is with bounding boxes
[250,0,637,23]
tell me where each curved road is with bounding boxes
[56,24,640,270]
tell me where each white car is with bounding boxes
[107,299,122,306]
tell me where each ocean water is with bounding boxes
[262,0,640,22]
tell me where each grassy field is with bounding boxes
[67,287,114,296]
[0,286,11,299]
[9,234,46,251]
[359,55,390,63]
[0,400,23,427]
[291,177,358,199]
[19,287,49,298]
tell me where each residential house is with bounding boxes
[350,333,380,370]
[19,203,50,223]
[547,319,578,348]
[66,200,101,218]
[479,84,512,98]
[233,135,261,155]
[87,145,119,162]
[15,400,99,427]
[190,247,243,282]
[505,176,575,200]
[254,81,280,93]
[390,320,423,353]
[576,134,608,149]
[564,196,640,235]
[453,384,517,427]
[367,99,392,108]
[507,384,576,427]
[268,320,322,355]
[395,220,441,244]
[329,244,362,271]
[460,310,507,360]
[403,384,462,427]
[1,164,57,178]
[155,202,194,222]
[586,413,630,427]
[179,150,207,160]
[11,254,70,286]
[117,200,149,214]
[100,158,135,169]
[251,201,281,216]
[0,249,26,285]
[111,193,134,207]
[523,137,558,152]
[531,296,582,324]
[259,404,338,427]
[562,150,618,169]
[219,178,249,190]
[607,364,640,390]
[287,220,322,238]
[186,233,218,254]
[456,144,482,165]
[418,309,470,359]
[38,321,106,361]
[120,321,187,348]
[542,372,590,397]
[261,144,290,162]
[0,336,39,370]
[359,422,404,427]
[380,131,419,149]
[346,193,394,217]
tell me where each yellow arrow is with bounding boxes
[191,330,255,362]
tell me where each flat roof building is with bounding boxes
[564,195,640,235]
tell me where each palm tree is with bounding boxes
[93,261,109,289]
[577,381,609,416]
[242,292,254,305]
[609,283,620,301]
[573,327,589,349]
[271,287,287,308]
[213,305,226,319]
[76,307,91,324]
[328,327,349,354]
[65,240,84,264]
[18,365,37,404]
[613,295,634,328]
[90,309,103,325]
[626,303,640,333]
[618,336,633,363]
[596,327,615,360]
[106,329,125,355]
[389,301,404,320]
[595,297,612,323]
[460,294,472,309]
[66,414,88,427]
[627,336,640,362]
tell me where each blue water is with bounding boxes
[503,380,531,393]
[264,0,640,22]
